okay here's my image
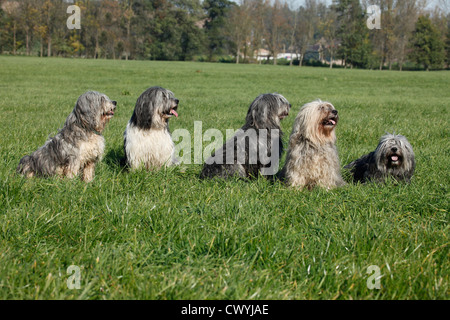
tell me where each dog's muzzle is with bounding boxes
[323,110,338,126]
[165,99,179,118]
[104,101,117,118]
[387,147,402,166]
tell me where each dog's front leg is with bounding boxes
[64,160,80,179]
[82,162,96,182]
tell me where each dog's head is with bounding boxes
[292,100,338,145]
[375,133,415,173]
[130,86,179,130]
[245,93,291,129]
[67,91,117,133]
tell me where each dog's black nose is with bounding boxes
[112,101,117,107]
[332,110,338,115]
[174,99,179,105]
[391,147,398,152]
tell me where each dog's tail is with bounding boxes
[344,161,356,170]
[17,155,35,177]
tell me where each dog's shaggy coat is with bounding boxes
[200,93,291,179]
[345,133,415,183]
[123,86,179,170]
[280,100,345,189]
[17,91,116,182]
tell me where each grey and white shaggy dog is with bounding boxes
[344,133,415,183]
[200,93,291,179]
[17,91,117,182]
[123,86,179,170]
[279,99,345,190]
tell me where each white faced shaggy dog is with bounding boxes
[279,100,345,190]
[123,86,179,170]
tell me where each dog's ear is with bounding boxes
[64,110,78,127]
[67,91,95,129]
[403,140,416,173]
[132,93,154,129]
[100,95,108,108]
[252,105,268,129]
[246,96,269,129]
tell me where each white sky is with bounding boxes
[292,0,447,12]
[231,0,448,13]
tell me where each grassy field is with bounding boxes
[0,56,448,300]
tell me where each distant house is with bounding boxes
[254,49,300,61]
[276,53,300,61]
[255,48,270,61]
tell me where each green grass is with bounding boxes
[0,56,448,300]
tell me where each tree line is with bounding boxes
[0,0,449,70]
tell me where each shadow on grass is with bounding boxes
[103,146,127,173]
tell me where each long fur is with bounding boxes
[344,133,415,183]
[17,91,116,182]
[280,99,345,190]
[200,93,291,179]
[123,86,179,170]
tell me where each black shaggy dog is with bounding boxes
[345,133,415,183]
[200,93,291,179]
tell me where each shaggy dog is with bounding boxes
[200,93,291,179]
[279,100,345,190]
[123,86,179,170]
[17,91,116,182]
[344,133,415,183]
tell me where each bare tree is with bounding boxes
[320,5,339,68]
[1,1,20,55]
[394,0,427,71]
[262,0,288,65]
[285,0,298,66]
[226,0,254,64]
[295,0,317,67]
[122,0,134,60]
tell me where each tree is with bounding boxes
[121,0,134,60]
[2,0,20,54]
[320,5,339,68]
[83,0,103,59]
[262,0,287,65]
[19,0,39,56]
[294,0,318,67]
[409,15,445,70]
[225,0,253,64]
[372,0,396,70]
[22,0,63,58]
[100,0,122,59]
[203,0,233,61]
[173,0,205,61]
[446,17,450,67]
[393,0,424,71]
[334,0,373,68]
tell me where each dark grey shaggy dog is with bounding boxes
[345,133,415,183]
[17,91,117,182]
[200,93,291,179]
